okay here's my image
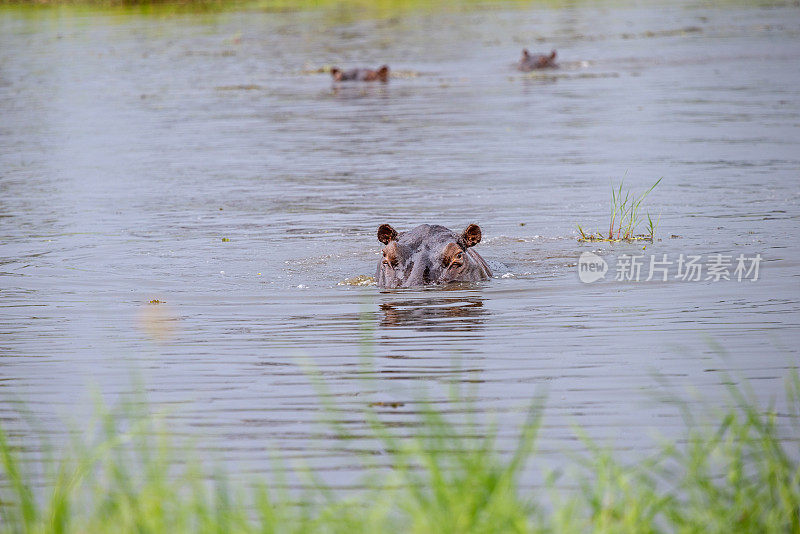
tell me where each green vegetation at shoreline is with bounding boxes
[0,0,554,15]
[1,370,799,533]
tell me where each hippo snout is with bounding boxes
[375,223,493,289]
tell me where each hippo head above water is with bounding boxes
[376,223,493,289]
[331,65,390,82]
[518,49,558,71]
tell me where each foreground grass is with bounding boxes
[0,0,556,14]
[1,372,799,533]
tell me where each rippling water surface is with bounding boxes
[1,0,799,485]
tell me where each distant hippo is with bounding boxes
[517,49,558,71]
[330,65,390,82]
[376,223,493,288]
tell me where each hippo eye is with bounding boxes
[449,252,464,268]
[382,251,397,268]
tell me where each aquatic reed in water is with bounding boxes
[1,370,798,533]
[578,178,662,243]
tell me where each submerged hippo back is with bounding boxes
[375,223,492,289]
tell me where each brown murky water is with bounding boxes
[1,0,799,485]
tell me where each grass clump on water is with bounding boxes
[578,178,662,243]
[1,370,799,533]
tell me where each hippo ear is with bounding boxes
[458,224,482,248]
[377,224,398,244]
[522,48,530,59]
[550,49,557,60]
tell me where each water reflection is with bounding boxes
[329,84,392,100]
[378,293,487,332]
